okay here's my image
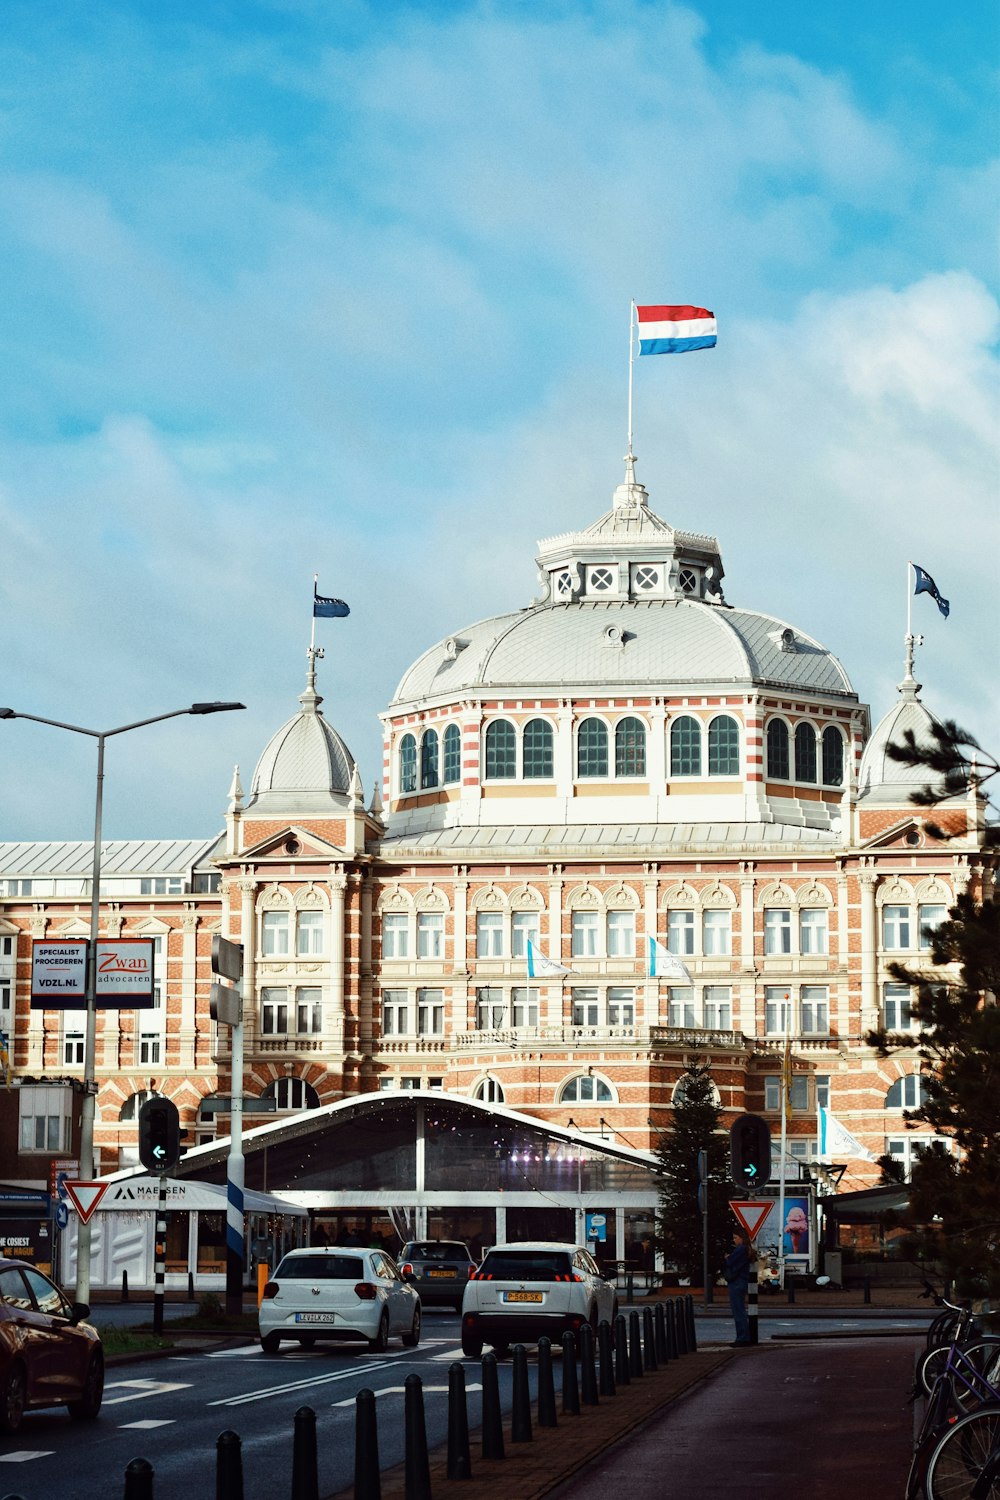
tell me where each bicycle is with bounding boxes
[906,1301,1000,1500]
[918,1303,1000,1407]
[923,1279,965,1353]
[924,1402,1000,1500]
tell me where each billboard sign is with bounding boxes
[96,939,156,1007]
[31,940,88,1008]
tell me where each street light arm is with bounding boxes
[0,702,245,738]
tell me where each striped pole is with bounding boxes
[748,1259,759,1345]
[152,1172,168,1336]
[226,994,245,1316]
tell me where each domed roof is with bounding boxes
[247,664,357,816]
[859,658,940,802]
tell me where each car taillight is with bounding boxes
[401,1263,414,1277]
[571,1273,584,1283]
[354,1282,378,1300]
[467,1265,475,1278]
[262,1282,279,1299]
[570,1314,584,1330]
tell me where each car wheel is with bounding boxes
[402,1306,421,1348]
[68,1350,105,1420]
[492,1342,510,1360]
[298,1335,317,1349]
[368,1313,390,1353]
[462,1329,484,1359]
[0,1362,26,1435]
[260,1332,282,1354]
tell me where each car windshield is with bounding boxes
[275,1254,365,1280]
[479,1251,572,1281]
[407,1243,467,1260]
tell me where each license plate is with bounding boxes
[503,1291,543,1303]
[427,1269,456,1278]
[295,1312,337,1323]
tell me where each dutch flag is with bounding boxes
[637,304,717,356]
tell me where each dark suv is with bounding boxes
[398,1240,477,1310]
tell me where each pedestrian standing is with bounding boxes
[724,1228,752,1346]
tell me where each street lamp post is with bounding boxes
[0,701,245,1305]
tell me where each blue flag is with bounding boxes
[913,564,950,619]
[313,589,350,619]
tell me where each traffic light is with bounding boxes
[729,1113,771,1189]
[139,1095,181,1174]
[210,935,243,1027]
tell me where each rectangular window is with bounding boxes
[0,977,11,1026]
[667,910,695,955]
[882,905,911,950]
[765,986,791,1035]
[883,982,914,1031]
[668,986,696,1028]
[295,987,322,1034]
[417,912,445,960]
[766,1072,819,1113]
[606,910,635,957]
[764,1075,781,1112]
[382,913,410,959]
[417,989,444,1035]
[800,985,829,1035]
[296,910,324,956]
[607,987,635,1027]
[476,987,506,1029]
[764,909,793,955]
[511,987,539,1027]
[140,877,182,896]
[918,904,946,950]
[139,1033,161,1065]
[261,911,291,957]
[261,988,288,1034]
[815,1074,830,1110]
[789,1075,809,1110]
[571,911,600,958]
[381,990,409,1036]
[476,912,504,958]
[703,985,731,1029]
[63,1031,84,1066]
[571,988,600,1027]
[19,1089,71,1152]
[3,879,32,897]
[702,910,731,956]
[799,908,828,955]
[511,911,540,959]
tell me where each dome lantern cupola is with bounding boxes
[245,644,359,818]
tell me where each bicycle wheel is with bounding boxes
[928,1310,965,1351]
[953,1343,1000,1414]
[924,1404,1000,1499]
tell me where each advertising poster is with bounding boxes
[95,938,156,1007]
[30,939,88,1009]
[755,1193,813,1266]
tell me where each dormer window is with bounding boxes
[556,571,573,597]
[678,567,699,594]
[589,567,615,593]
[634,566,659,591]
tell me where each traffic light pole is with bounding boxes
[225,1003,245,1317]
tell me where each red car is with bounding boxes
[0,1257,103,1434]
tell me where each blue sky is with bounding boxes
[2,0,997,840]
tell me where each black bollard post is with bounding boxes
[579,1323,599,1405]
[597,1319,616,1397]
[291,1405,319,1500]
[188,1270,196,1302]
[510,1344,532,1443]
[121,1268,129,1303]
[403,1373,431,1500]
[354,1388,382,1500]
[561,1332,580,1415]
[863,1276,871,1306]
[122,1457,154,1500]
[480,1353,505,1461]
[537,1337,558,1427]
[446,1362,472,1480]
[642,1307,657,1371]
[654,1302,668,1364]
[675,1297,688,1356]
[626,1268,634,1305]
[614,1313,631,1386]
[686,1293,698,1353]
[216,1430,244,1500]
[628,1310,643,1378]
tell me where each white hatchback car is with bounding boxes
[259,1247,421,1354]
[460,1241,617,1357]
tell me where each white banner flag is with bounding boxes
[819,1108,877,1162]
[648,936,693,983]
[526,940,572,978]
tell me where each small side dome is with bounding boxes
[247,669,358,816]
[859,696,939,802]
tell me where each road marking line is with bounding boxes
[103,1379,192,1406]
[0,1452,55,1463]
[332,1384,483,1408]
[209,1359,399,1407]
[120,1419,177,1429]
[430,1347,466,1361]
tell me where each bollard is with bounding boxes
[510,1344,532,1443]
[403,1373,431,1500]
[354,1388,382,1500]
[561,1331,581,1415]
[123,1457,154,1500]
[642,1307,657,1371]
[188,1270,195,1301]
[291,1405,319,1500]
[614,1313,631,1386]
[654,1302,668,1365]
[863,1276,871,1306]
[686,1294,698,1353]
[626,1268,634,1305]
[216,1429,244,1500]
[628,1310,643,1378]
[579,1323,599,1405]
[121,1268,129,1303]
[537,1337,558,1427]
[597,1319,616,1397]
[446,1362,472,1480]
[674,1297,688,1356]
[480,1353,505,1461]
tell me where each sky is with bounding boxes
[1,0,997,842]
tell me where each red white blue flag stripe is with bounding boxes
[637,304,717,355]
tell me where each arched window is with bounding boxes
[670,716,702,776]
[474,1077,505,1104]
[119,1089,161,1122]
[615,717,646,777]
[485,719,517,779]
[260,1078,320,1112]
[399,733,417,794]
[558,1074,614,1104]
[523,718,554,779]
[794,723,817,783]
[577,718,609,777]
[708,715,740,776]
[766,720,790,780]
[885,1075,929,1110]
[822,726,844,786]
[420,729,439,789]
[443,723,462,784]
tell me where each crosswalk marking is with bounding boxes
[332,1383,482,1408]
[0,1451,54,1463]
[103,1379,192,1407]
[120,1419,177,1429]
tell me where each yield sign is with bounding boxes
[63,1180,110,1225]
[729,1199,775,1241]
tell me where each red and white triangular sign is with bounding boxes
[729,1199,775,1241]
[63,1180,110,1225]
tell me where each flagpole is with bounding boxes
[311,573,318,656]
[627,300,636,459]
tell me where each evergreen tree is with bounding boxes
[654,1059,732,1282]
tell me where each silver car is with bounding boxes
[259,1247,421,1354]
[460,1241,617,1358]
